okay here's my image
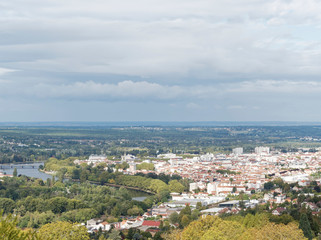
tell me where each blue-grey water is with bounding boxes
[132,196,147,201]
[0,162,53,181]
[1,163,149,200]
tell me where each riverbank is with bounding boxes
[85,180,155,195]
[39,169,57,175]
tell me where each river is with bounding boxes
[126,189,150,201]
[0,162,53,181]
[0,163,149,200]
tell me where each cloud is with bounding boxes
[0,67,16,75]
[2,0,321,80]
[27,81,186,100]
[1,1,321,121]
[1,79,319,102]
[228,80,321,93]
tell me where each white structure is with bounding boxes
[207,182,218,195]
[128,162,137,173]
[86,219,111,233]
[255,146,270,155]
[88,155,107,162]
[281,174,309,183]
[74,155,108,166]
[233,148,243,155]
[190,182,199,192]
[169,156,183,166]
[200,153,215,161]
[121,154,137,162]
[157,153,177,159]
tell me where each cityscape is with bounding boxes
[2,0,321,239]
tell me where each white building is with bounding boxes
[200,153,215,161]
[233,148,243,155]
[121,154,137,162]
[157,153,177,159]
[207,182,218,195]
[190,182,199,192]
[255,146,270,155]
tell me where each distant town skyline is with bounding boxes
[1,1,321,121]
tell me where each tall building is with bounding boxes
[232,147,243,155]
[255,146,270,155]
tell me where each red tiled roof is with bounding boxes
[142,221,161,227]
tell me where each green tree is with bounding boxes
[127,206,144,216]
[0,211,36,240]
[57,167,67,182]
[13,168,18,177]
[108,229,122,240]
[169,212,179,224]
[72,168,80,179]
[38,221,89,240]
[153,231,163,240]
[264,181,274,190]
[181,215,191,227]
[46,197,68,214]
[0,198,15,214]
[136,163,154,171]
[169,180,185,193]
[191,209,199,220]
[180,204,191,217]
[299,213,313,240]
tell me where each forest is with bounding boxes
[1,125,321,164]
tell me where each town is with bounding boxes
[77,147,321,236]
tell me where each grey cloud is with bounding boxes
[1,79,320,102]
[1,0,321,80]
[2,0,321,121]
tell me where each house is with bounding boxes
[97,222,111,231]
[151,204,169,218]
[86,218,110,233]
[86,218,104,228]
[143,212,152,218]
[276,194,286,204]
[303,202,318,211]
[139,220,161,232]
[125,217,144,228]
[263,193,273,201]
[272,207,286,216]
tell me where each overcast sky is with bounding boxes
[1,0,321,122]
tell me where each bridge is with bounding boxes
[0,165,39,169]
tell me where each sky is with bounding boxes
[1,0,321,122]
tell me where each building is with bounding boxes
[255,146,270,155]
[189,182,199,192]
[128,162,137,173]
[233,148,243,155]
[121,154,137,162]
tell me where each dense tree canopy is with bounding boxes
[167,215,306,240]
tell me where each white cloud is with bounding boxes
[2,0,321,80]
[1,0,321,120]
[0,67,16,75]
